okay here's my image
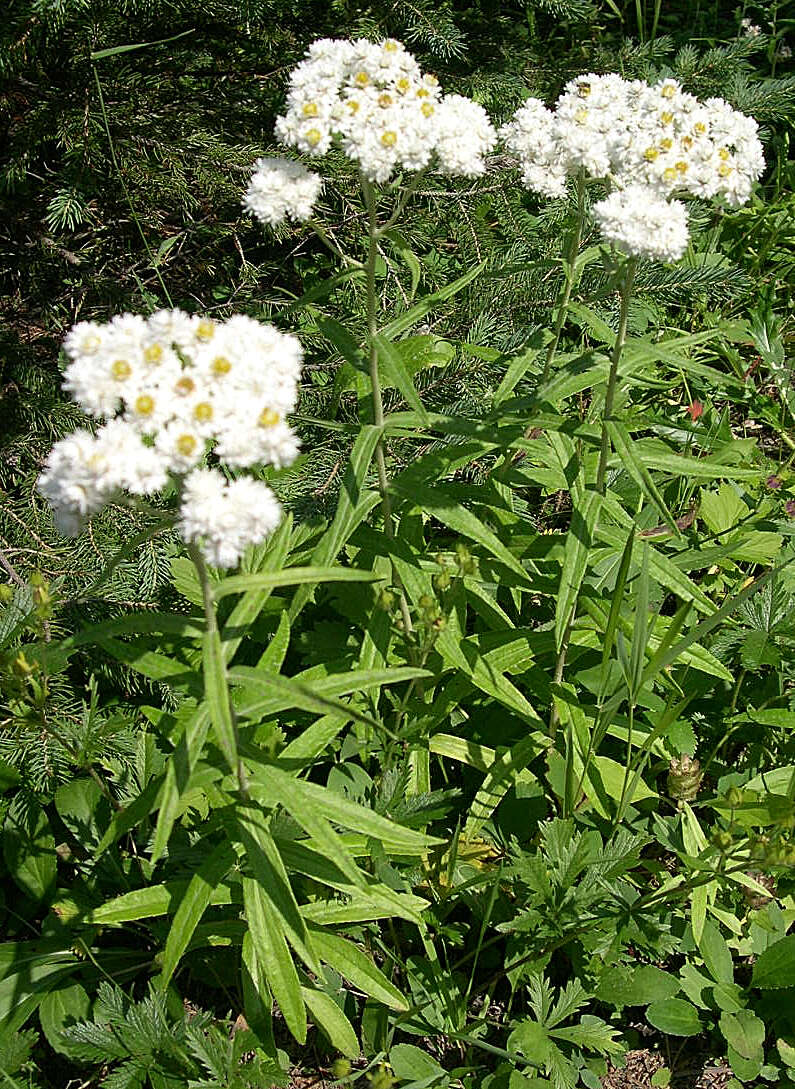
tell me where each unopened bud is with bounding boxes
[712,830,733,852]
[667,755,702,802]
[331,1059,352,1080]
[725,786,743,809]
[0,585,13,604]
[433,569,451,591]
[378,589,395,611]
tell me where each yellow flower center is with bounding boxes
[663,166,677,182]
[383,39,399,52]
[378,93,393,107]
[175,376,196,396]
[143,344,163,364]
[425,74,438,86]
[193,402,213,423]
[644,147,659,161]
[134,395,155,416]
[258,407,280,428]
[694,122,707,135]
[577,81,591,97]
[196,319,215,341]
[718,147,730,161]
[176,434,197,457]
[302,101,319,118]
[659,137,673,151]
[718,163,733,177]
[381,130,397,147]
[661,83,676,99]
[416,87,429,99]
[111,359,132,380]
[305,128,322,147]
[575,108,589,123]
[682,135,693,150]
[421,102,434,118]
[660,110,674,124]
[354,71,369,86]
[212,355,232,375]
[347,99,360,113]
[675,160,688,174]
[82,335,101,353]
[396,77,410,93]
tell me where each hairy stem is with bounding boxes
[189,543,248,796]
[541,170,586,386]
[596,256,637,495]
[361,174,414,636]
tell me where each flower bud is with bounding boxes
[667,755,702,802]
[0,585,13,604]
[712,830,733,852]
[725,786,743,809]
[331,1059,352,1080]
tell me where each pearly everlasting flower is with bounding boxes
[243,157,323,226]
[178,468,283,569]
[741,17,762,37]
[264,37,495,187]
[593,185,690,262]
[501,71,765,262]
[39,308,303,566]
[433,96,497,177]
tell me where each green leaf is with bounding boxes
[720,1011,765,1061]
[204,622,238,775]
[289,426,381,620]
[215,566,382,600]
[595,965,680,1008]
[0,759,20,793]
[606,421,678,534]
[389,1042,446,1084]
[310,930,408,1011]
[752,935,795,989]
[3,804,57,904]
[160,840,237,988]
[374,333,427,420]
[380,261,485,341]
[646,998,702,1036]
[464,734,546,840]
[243,877,306,1043]
[90,28,194,59]
[55,778,109,846]
[301,987,359,1058]
[390,478,530,584]
[38,982,91,1058]
[556,490,602,652]
[698,919,734,985]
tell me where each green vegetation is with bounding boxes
[1,1,795,1087]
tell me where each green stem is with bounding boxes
[595,256,637,495]
[541,170,586,386]
[309,220,363,268]
[360,174,414,637]
[189,543,248,796]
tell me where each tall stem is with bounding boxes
[189,543,248,795]
[541,170,586,386]
[596,257,637,495]
[360,175,414,636]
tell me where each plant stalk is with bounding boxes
[189,543,248,795]
[541,170,586,386]
[595,256,637,495]
[361,174,414,636]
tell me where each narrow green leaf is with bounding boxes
[160,841,237,988]
[556,490,602,653]
[204,626,237,774]
[310,930,408,1011]
[243,877,307,1043]
[606,420,678,535]
[215,566,382,600]
[374,333,427,419]
[301,987,359,1058]
[380,261,485,341]
[90,28,195,59]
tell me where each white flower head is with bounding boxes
[244,157,323,226]
[43,308,303,564]
[593,184,690,262]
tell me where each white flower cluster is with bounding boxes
[243,157,323,226]
[38,309,302,567]
[273,37,497,184]
[592,185,690,262]
[501,72,765,261]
